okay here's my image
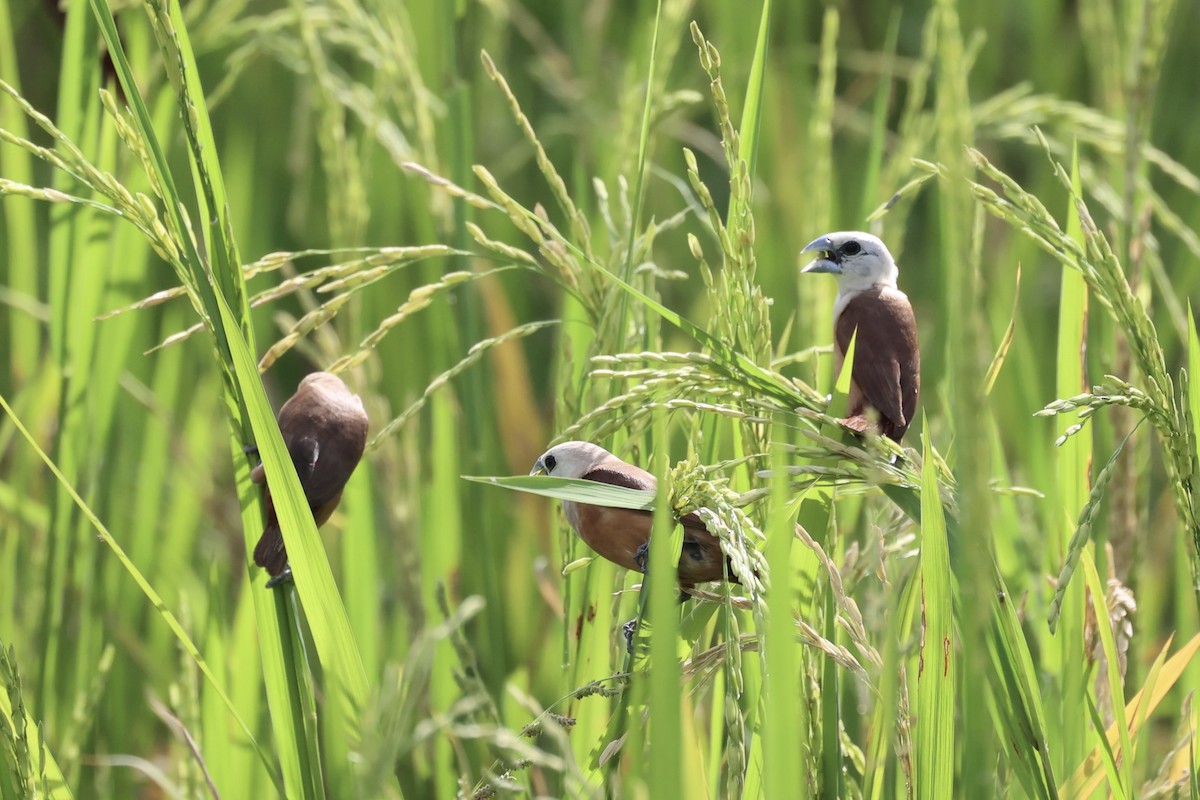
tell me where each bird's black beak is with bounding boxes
[800,236,842,275]
[529,458,546,476]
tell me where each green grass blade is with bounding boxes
[984,265,1021,395]
[987,569,1058,799]
[1083,689,1128,800]
[915,423,954,800]
[1190,304,1200,503]
[0,641,74,799]
[646,407,682,799]
[0,0,39,384]
[464,474,656,510]
[614,0,663,354]
[763,437,804,799]
[0,390,283,794]
[212,291,371,738]
[735,0,771,200]
[1080,544,1133,795]
[1053,140,1093,778]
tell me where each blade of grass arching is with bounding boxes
[213,291,371,733]
[464,475,656,510]
[986,567,1058,800]
[1053,143,1092,778]
[646,406,682,800]
[1061,633,1200,796]
[1079,544,1133,795]
[0,0,39,383]
[915,424,954,800]
[1082,691,1127,800]
[763,438,804,800]
[0,391,283,795]
[734,0,771,200]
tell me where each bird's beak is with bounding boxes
[529,458,546,476]
[800,236,842,275]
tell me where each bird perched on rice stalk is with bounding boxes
[800,231,920,444]
[249,372,369,586]
[530,441,745,647]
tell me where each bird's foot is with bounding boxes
[244,444,261,465]
[265,564,293,589]
[633,542,649,573]
[622,617,640,653]
[836,415,871,436]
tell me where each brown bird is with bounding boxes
[801,231,920,443]
[250,372,369,584]
[529,441,737,589]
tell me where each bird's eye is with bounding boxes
[545,454,557,471]
[841,241,862,256]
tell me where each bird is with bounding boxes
[800,231,920,443]
[529,441,737,589]
[249,372,369,585]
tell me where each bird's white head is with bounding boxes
[530,441,611,479]
[800,231,898,294]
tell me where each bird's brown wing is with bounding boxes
[289,421,368,510]
[572,464,655,571]
[578,464,734,584]
[835,287,920,441]
[570,503,649,572]
[251,435,338,576]
[583,464,654,492]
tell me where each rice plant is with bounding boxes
[1,0,1198,797]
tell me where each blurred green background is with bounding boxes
[2,0,1199,797]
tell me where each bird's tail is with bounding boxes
[253,525,289,577]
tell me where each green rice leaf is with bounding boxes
[213,290,372,785]
[0,390,283,794]
[915,423,955,800]
[464,474,655,510]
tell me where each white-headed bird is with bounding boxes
[250,372,369,583]
[530,441,736,590]
[801,231,920,443]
